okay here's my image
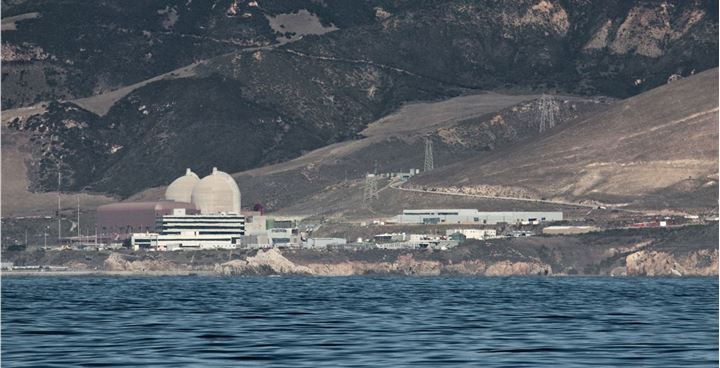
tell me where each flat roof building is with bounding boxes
[131,209,245,251]
[393,209,562,225]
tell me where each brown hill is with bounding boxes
[410,68,719,213]
[124,91,608,218]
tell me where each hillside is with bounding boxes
[410,68,719,213]
[2,0,717,202]
[0,0,378,109]
[121,91,608,218]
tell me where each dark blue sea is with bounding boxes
[2,276,718,367]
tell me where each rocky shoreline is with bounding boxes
[3,224,717,277]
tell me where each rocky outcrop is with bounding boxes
[216,250,554,276]
[103,252,181,272]
[608,5,705,58]
[215,248,313,275]
[625,249,718,276]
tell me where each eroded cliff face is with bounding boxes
[625,249,718,276]
[205,247,719,277]
[215,249,554,277]
[104,252,184,272]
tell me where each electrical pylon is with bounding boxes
[423,138,434,172]
[363,173,379,208]
[538,94,558,133]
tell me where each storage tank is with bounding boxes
[191,167,241,214]
[165,168,199,203]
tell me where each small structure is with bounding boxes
[510,230,534,237]
[445,228,497,239]
[242,210,267,234]
[629,221,669,228]
[380,169,421,181]
[374,233,408,243]
[542,226,600,235]
[304,238,347,249]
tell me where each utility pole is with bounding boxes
[424,138,434,172]
[57,172,61,240]
[77,196,81,238]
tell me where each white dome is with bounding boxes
[191,167,241,214]
[165,168,199,203]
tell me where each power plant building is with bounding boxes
[98,167,247,250]
[131,209,245,251]
[393,209,563,225]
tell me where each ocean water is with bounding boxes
[2,276,717,367]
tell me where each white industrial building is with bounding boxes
[375,239,458,250]
[392,209,562,225]
[238,213,306,248]
[131,209,245,251]
[303,238,347,249]
[372,232,458,250]
[445,228,497,239]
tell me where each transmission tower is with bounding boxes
[538,94,558,133]
[423,138,434,172]
[363,173,379,208]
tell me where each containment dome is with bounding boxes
[191,167,241,214]
[165,168,200,203]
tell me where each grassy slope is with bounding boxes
[411,68,719,212]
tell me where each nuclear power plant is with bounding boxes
[97,167,247,250]
[96,167,313,251]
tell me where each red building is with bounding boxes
[96,201,199,239]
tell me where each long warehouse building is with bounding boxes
[392,209,563,225]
